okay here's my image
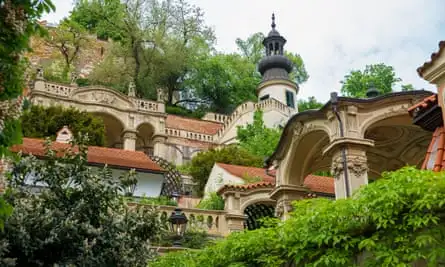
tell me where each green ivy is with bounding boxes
[138,196,178,206]
[152,167,445,266]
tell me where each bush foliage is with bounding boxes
[185,145,263,196]
[152,167,445,266]
[0,137,165,266]
[196,192,225,210]
[21,105,106,146]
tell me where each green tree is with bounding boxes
[185,145,263,196]
[184,53,260,113]
[1,137,165,266]
[0,0,54,248]
[340,63,408,97]
[152,167,445,266]
[298,96,324,112]
[44,18,90,80]
[237,110,282,158]
[21,105,106,146]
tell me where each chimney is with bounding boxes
[56,126,73,143]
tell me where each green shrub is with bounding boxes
[166,105,206,119]
[152,167,445,266]
[21,105,106,146]
[138,196,177,206]
[188,145,263,196]
[196,192,224,210]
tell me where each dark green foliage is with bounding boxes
[186,146,263,196]
[340,63,407,98]
[196,192,225,210]
[298,96,324,112]
[138,196,178,206]
[166,105,206,119]
[0,137,165,266]
[152,167,445,266]
[237,110,282,158]
[21,105,106,146]
[157,228,211,249]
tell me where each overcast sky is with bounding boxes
[43,0,445,102]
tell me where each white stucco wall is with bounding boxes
[110,168,164,197]
[258,83,298,111]
[263,109,290,128]
[203,164,244,198]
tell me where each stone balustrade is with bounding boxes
[165,127,214,143]
[43,82,74,97]
[130,98,165,113]
[201,112,228,123]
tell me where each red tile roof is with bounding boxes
[422,127,445,171]
[166,115,222,135]
[216,163,275,183]
[417,41,445,77]
[10,138,163,172]
[407,94,437,115]
[216,163,334,194]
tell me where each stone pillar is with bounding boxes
[152,134,168,159]
[269,184,309,220]
[222,191,247,233]
[122,129,138,151]
[323,138,374,199]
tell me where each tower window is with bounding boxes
[285,90,295,108]
[260,94,270,101]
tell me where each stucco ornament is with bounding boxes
[292,121,304,141]
[128,81,136,97]
[347,155,368,177]
[92,92,116,105]
[70,72,78,85]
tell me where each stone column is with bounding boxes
[122,129,138,151]
[323,138,374,199]
[222,191,247,233]
[269,184,309,220]
[152,134,168,159]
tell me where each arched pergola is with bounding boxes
[267,90,434,218]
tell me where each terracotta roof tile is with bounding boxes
[166,115,222,135]
[417,41,445,77]
[422,127,445,172]
[216,163,275,183]
[215,163,334,194]
[408,94,437,115]
[10,138,163,172]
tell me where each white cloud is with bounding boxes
[44,0,445,102]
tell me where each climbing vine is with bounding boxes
[152,167,445,266]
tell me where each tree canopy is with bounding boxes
[0,137,165,266]
[340,63,415,98]
[21,105,106,146]
[297,96,324,112]
[152,167,445,266]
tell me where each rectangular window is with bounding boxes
[286,90,295,108]
[260,94,270,101]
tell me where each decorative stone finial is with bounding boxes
[157,88,165,102]
[36,66,44,80]
[128,81,136,97]
[271,13,276,29]
[56,126,73,144]
[366,82,379,98]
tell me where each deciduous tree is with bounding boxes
[298,96,324,112]
[340,63,410,97]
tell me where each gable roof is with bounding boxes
[422,126,445,172]
[215,163,334,194]
[10,138,163,172]
[417,41,445,77]
[166,115,223,135]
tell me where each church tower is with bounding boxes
[257,14,298,111]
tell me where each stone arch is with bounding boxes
[90,112,125,148]
[136,122,156,154]
[362,114,431,179]
[281,122,332,186]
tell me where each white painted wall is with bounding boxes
[110,168,164,197]
[258,84,298,112]
[263,109,290,128]
[203,164,244,198]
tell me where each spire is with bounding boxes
[271,13,276,30]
